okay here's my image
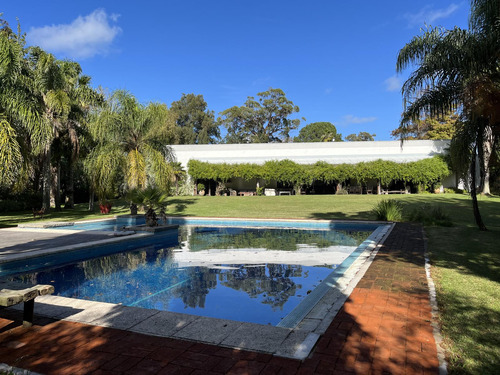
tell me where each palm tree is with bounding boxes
[1,19,99,212]
[171,162,186,195]
[57,63,102,209]
[86,90,175,206]
[396,0,500,231]
[28,47,75,211]
[0,20,50,191]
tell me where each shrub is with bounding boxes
[174,178,195,196]
[408,205,453,226]
[372,200,403,221]
[0,199,24,212]
[197,183,205,191]
[215,182,228,196]
[256,186,265,196]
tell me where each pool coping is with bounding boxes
[6,219,394,360]
[0,227,152,264]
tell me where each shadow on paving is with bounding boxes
[0,222,442,374]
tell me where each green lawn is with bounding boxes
[1,193,499,374]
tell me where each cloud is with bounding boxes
[384,75,402,92]
[27,9,121,59]
[109,13,120,22]
[343,115,377,124]
[404,4,460,28]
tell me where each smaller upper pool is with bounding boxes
[53,219,119,231]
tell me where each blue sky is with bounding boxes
[2,1,469,140]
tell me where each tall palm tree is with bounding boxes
[86,90,175,205]
[25,49,102,211]
[1,18,101,212]
[396,0,500,231]
[0,20,49,190]
[28,47,75,211]
[56,62,102,209]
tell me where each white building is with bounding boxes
[171,140,454,194]
[171,140,449,166]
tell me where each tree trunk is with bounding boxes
[51,162,61,211]
[88,187,95,211]
[482,165,491,195]
[65,158,75,208]
[41,146,51,211]
[479,125,495,195]
[33,156,42,194]
[470,145,487,231]
[377,180,381,195]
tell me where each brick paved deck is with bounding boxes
[0,223,439,374]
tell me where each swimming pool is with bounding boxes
[5,219,389,328]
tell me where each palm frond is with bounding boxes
[470,0,500,33]
[45,89,71,121]
[126,148,147,189]
[396,26,445,72]
[142,143,173,191]
[401,82,462,126]
[143,103,177,151]
[0,118,23,186]
[84,144,125,200]
[0,30,23,83]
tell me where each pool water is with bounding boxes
[55,219,119,231]
[10,224,377,326]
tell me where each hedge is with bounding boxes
[187,156,450,189]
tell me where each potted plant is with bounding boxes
[197,183,205,196]
[99,201,112,214]
[125,188,141,215]
[95,184,114,214]
[97,192,112,214]
[137,186,168,227]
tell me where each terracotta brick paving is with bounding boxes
[0,223,439,374]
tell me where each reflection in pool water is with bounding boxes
[13,225,372,326]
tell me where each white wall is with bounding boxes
[171,140,450,169]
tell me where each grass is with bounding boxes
[0,203,130,228]
[1,193,499,373]
[426,225,500,374]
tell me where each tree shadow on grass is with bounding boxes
[307,211,375,221]
[425,288,500,374]
[166,198,198,216]
[427,226,500,283]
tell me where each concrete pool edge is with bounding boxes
[277,224,391,329]
[5,221,395,360]
[0,228,153,264]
